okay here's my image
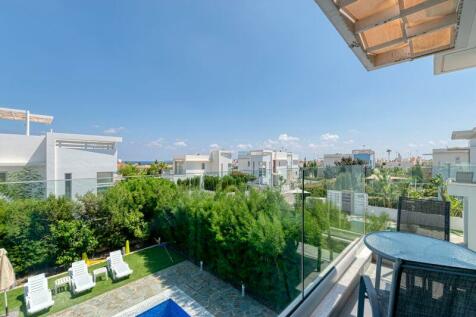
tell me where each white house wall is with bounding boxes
[470,140,476,165]
[0,133,46,166]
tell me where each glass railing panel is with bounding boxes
[301,165,366,297]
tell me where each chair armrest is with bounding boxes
[361,276,383,317]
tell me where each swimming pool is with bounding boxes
[136,299,190,317]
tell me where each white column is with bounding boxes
[448,182,476,251]
[25,110,30,136]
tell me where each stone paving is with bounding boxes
[52,261,276,317]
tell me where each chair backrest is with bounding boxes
[397,197,450,241]
[71,260,89,277]
[109,250,124,265]
[389,260,476,317]
[455,171,474,184]
[27,274,48,294]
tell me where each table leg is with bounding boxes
[375,255,382,290]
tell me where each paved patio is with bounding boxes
[52,261,275,317]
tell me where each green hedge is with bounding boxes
[0,177,350,312]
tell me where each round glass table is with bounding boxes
[364,231,476,289]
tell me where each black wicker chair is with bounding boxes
[397,197,450,241]
[358,259,476,317]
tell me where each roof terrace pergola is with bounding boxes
[0,107,54,135]
[315,0,462,70]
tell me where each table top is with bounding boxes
[93,267,108,274]
[364,231,476,269]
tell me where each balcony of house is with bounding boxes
[0,163,474,317]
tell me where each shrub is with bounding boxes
[204,175,220,191]
[50,220,98,266]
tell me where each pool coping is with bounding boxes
[111,286,213,317]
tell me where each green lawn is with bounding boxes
[0,246,184,316]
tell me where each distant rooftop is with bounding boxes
[452,127,476,140]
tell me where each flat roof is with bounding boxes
[0,107,53,124]
[452,127,476,140]
[433,147,469,152]
[174,154,209,162]
[314,0,462,71]
[48,132,122,143]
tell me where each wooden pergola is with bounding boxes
[0,107,53,135]
[315,0,462,70]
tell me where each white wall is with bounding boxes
[470,139,476,164]
[433,149,470,166]
[184,161,207,176]
[46,133,120,197]
[207,151,232,176]
[0,134,46,165]
[1,132,120,199]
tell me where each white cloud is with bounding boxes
[209,143,220,149]
[263,139,278,148]
[278,133,299,142]
[343,139,355,145]
[428,140,436,146]
[308,142,335,149]
[147,138,164,148]
[104,127,125,134]
[320,133,339,142]
[237,144,252,150]
[408,143,418,148]
[174,141,187,147]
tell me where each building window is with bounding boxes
[0,172,6,183]
[247,161,250,167]
[97,172,113,193]
[259,168,267,177]
[65,173,72,199]
[201,163,206,170]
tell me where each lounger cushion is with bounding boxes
[112,262,133,279]
[73,275,95,293]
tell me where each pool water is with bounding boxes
[137,299,190,317]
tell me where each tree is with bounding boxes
[50,220,98,266]
[146,161,170,176]
[118,163,143,177]
[410,163,424,183]
[335,157,366,166]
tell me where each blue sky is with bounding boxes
[1,1,475,161]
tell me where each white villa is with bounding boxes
[237,149,299,186]
[433,127,476,166]
[0,107,122,198]
[172,150,233,180]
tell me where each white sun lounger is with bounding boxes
[69,260,95,294]
[107,250,133,280]
[24,273,54,315]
